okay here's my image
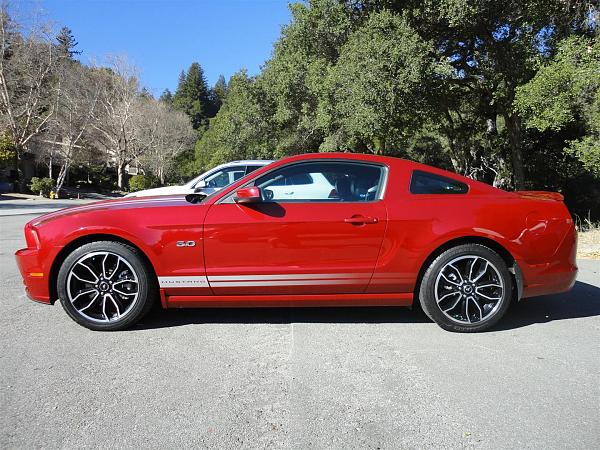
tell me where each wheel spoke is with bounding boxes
[471,261,488,283]
[102,295,108,320]
[441,272,460,286]
[475,289,501,301]
[106,293,121,319]
[107,256,122,281]
[467,257,480,282]
[464,297,471,323]
[71,288,98,303]
[443,295,463,313]
[436,290,460,304]
[447,264,464,283]
[471,298,484,321]
[78,292,100,312]
[71,272,96,284]
[113,286,137,296]
[76,261,99,282]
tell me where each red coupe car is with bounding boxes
[15,153,577,332]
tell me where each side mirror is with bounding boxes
[234,186,262,204]
[194,180,207,192]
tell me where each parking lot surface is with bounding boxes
[1,213,599,449]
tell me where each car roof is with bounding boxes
[216,160,274,167]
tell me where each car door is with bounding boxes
[203,160,388,295]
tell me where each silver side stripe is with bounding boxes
[209,279,367,287]
[208,273,371,281]
[158,273,375,288]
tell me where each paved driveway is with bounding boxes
[1,213,598,449]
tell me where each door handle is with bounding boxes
[344,216,378,225]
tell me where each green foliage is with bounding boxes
[56,26,80,58]
[516,36,600,176]
[0,134,16,165]
[172,63,214,130]
[29,177,54,197]
[128,174,159,192]
[331,10,440,153]
[194,71,277,167]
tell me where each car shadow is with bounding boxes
[495,280,600,331]
[132,281,600,331]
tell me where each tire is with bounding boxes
[57,241,157,331]
[419,244,513,333]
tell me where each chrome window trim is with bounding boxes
[217,159,389,204]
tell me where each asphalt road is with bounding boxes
[1,213,599,449]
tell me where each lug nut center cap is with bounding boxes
[99,282,110,292]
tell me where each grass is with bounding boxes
[575,212,600,260]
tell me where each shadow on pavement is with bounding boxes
[496,280,600,331]
[132,280,600,331]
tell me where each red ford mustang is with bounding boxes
[15,153,577,332]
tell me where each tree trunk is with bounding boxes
[56,162,69,196]
[504,113,525,190]
[48,153,53,180]
[117,162,127,189]
[15,147,26,193]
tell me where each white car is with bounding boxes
[125,160,273,198]
[260,172,336,200]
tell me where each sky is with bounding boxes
[28,0,292,96]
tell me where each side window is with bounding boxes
[410,170,468,194]
[254,162,384,202]
[206,167,245,188]
[245,165,262,175]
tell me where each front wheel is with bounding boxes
[57,241,156,331]
[419,244,513,332]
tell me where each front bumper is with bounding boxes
[15,247,52,304]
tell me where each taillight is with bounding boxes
[24,223,41,249]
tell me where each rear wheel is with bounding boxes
[419,244,512,332]
[57,241,156,331]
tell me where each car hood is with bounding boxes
[125,185,190,197]
[31,195,193,227]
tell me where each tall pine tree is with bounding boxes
[172,62,212,130]
[56,26,81,58]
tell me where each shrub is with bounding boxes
[29,177,54,197]
[129,174,159,192]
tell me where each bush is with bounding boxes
[129,174,159,192]
[29,177,54,197]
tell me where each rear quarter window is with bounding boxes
[410,170,468,194]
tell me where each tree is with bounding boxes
[139,101,195,184]
[56,26,80,58]
[159,88,173,105]
[331,10,441,154]
[90,57,153,188]
[194,71,275,168]
[46,60,99,194]
[210,74,227,111]
[516,36,600,176]
[0,6,57,189]
[172,62,212,129]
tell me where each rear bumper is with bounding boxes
[520,261,577,298]
[15,247,52,304]
[519,224,578,298]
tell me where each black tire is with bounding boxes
[419,244,513,333]
[57,241,157,331]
